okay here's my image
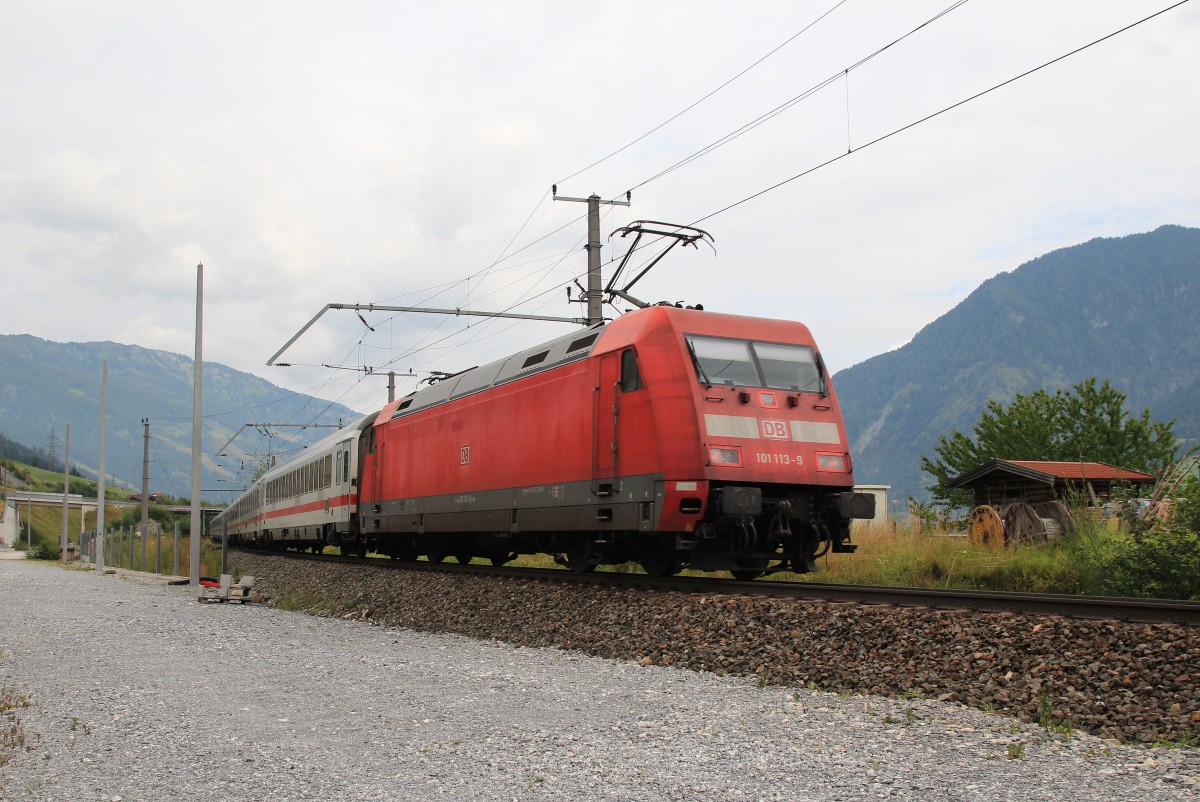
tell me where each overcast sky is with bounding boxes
[3,0,1197,419]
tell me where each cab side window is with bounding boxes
[620,349,643,392]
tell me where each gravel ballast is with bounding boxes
[1,558,1198,801]
[236,552,1200,746]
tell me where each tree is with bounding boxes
[921,378,1177,508]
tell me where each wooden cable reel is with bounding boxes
[967,504,1005,547]
[1034,500,1076,539]
[968,501,1076,548]
[1001,502,1044,546]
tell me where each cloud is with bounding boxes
[0,0,1196,419]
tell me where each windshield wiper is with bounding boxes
[814,352,829,397]
[686,339,712,390]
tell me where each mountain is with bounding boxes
[6,226,1195,507]
[834,224,1200,505]
[0,336,365,501]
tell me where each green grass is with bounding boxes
[797,515,1132,595]
[1153,735,1199,749]
[342,512,1141,596]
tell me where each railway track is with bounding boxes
[231,547,1200,626]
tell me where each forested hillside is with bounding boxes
[834,224,1199,504]
[0,337,363,501]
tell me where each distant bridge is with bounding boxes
[3,491,222,533]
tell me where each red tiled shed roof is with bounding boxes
[1004,461,1157,482]
[945,459,1158,491]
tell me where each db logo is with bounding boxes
[760,419,790,440]
[460,445,470,465]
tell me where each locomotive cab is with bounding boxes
[584,307,874,577]
[683,328,874,576]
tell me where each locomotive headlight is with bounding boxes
[816,453,848,472]
[708,446,742,466]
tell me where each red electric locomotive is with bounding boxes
[355,304,874,577]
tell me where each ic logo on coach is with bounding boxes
[460,445,470,465]
[760,419,789,440]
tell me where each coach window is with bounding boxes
[343,449,350,483]
[620,349,643,392]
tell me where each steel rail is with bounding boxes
[235,548,1200,626]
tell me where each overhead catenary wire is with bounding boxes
[358,0,855,318]
[352,0,1187,384]
[291,2,888,381]
[689,0,1192,227]
[555,0,852,186]
[424,0,979,328]
[618,0,974,199]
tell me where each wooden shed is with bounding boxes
[945,460,1157,547]
[946,460,1157,506]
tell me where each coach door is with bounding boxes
[333,438,352,525]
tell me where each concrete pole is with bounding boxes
[586,194,602,326]
[140,418,150,570]
[61,423,70,559]
[551,189,628,325]
[174,520,180,577]
[96,360,108,573]
[190,263,204,584]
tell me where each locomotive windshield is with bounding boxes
[686,335,823,392]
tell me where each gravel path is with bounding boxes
[2,559,1198,801]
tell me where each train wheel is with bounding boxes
[453,551,474,565]
[489,552,516,567]
[565,540,596,574]
[638,538,679,578]
[386,536,416,561]
[730,570,763,581]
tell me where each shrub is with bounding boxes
[1100,525,1200,600]
[1071,477,1200,600]
[25,542,59,560]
